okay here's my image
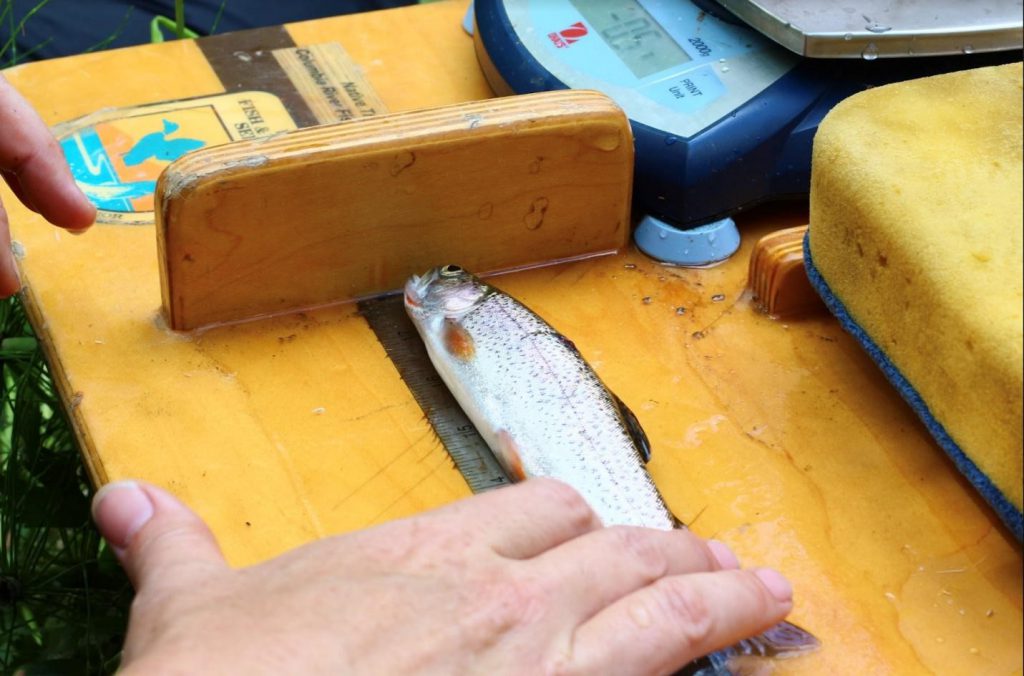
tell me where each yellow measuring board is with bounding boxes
[2,2,1020,673]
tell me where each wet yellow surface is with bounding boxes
[3,1,1021,673]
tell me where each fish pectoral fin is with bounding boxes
[495,429,527,482]
[613,393,652,464]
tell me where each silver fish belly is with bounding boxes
[404,264,675,529]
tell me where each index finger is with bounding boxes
[568,568,799,675]
[431,478,604,559]
[0,75,95,231]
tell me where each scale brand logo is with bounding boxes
[548,21,588,48]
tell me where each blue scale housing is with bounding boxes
[473,0,1015,265]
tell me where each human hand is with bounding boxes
[92,478,795,675]
[1,75,95,297]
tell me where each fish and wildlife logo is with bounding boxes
[56,92,297,225]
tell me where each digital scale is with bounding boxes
[471,0,1023,265]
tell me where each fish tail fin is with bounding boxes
[676,621,819,676]
[735,620,819,659]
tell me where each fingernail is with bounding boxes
[754,568,793,603]
[92,480,155,550]
[707,539,740,570]
[67,226,91,236]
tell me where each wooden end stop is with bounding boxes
[155,90,633,330]
[747,225,825,317]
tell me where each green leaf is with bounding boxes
[0,337,38,357]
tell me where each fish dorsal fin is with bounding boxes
[613,393,651,464]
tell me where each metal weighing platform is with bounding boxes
[717,0,1024,58]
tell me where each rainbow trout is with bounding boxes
[403,265,818,674]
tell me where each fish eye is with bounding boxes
[440,265,463,277]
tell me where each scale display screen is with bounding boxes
[569,0,690,79]
[500,0,798,139]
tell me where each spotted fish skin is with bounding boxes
[404,265,675,529]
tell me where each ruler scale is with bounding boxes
[358,294,512,493]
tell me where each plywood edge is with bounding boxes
[14,284,107,487]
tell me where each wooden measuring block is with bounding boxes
[155,90,633,330]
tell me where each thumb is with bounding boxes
[92,480,226,590]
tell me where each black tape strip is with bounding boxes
[197,26,320,128]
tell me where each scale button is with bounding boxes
[643,65,725,113]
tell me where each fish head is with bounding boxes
[404,265,490,320]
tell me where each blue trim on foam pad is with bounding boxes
[803,233,1023,542]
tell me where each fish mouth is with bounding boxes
[404,274,424,308]
[403,268,439,309]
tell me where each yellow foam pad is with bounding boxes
[807,63,1023,537]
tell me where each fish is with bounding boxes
[403,265,819,674]
[404,264,673,529]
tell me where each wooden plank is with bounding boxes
[156,90,632,329]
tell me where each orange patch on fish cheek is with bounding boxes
[443,321,475,360]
